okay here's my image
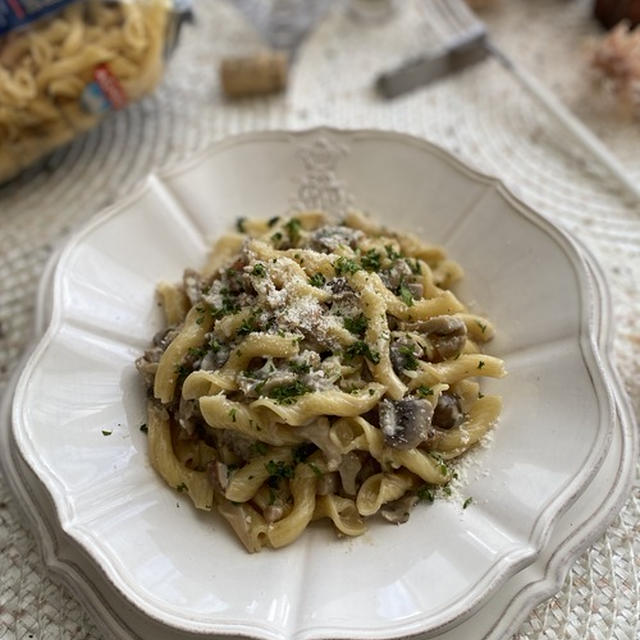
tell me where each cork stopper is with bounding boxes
[220,52,288,98]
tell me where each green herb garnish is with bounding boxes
[267,216,280,228]
[417,485,434,502]
[398,344,419,370]
[188,346,206,359]
[238,314,259,336]
[229,408,237,423]
[252,263,267,277]
[236,217,247,233]
[385,244,402,260]
[101,429,112,436]
[309,273,326,287]
[139,424,148,434]
[463,497,473,509]
[334,256,360,276]
[267,381,312,405]
[250,441,268,456]
[345,340,380,364]
[208,290,240,319]
[431,453,449,477]
[174,363,190,379]
[284,218,302,245]
[265,459,294,479]
[176,483,188,493]
[476,321,487,334]
[289,360,311,374]
[477,360,485,370]
[343,313,367,335]
[399,284,414,307]
[407,258,422,275]
[308,462,323,477]
[361,249,381,272]
[416,385,433,398]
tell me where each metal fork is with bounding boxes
[427,0,640,205]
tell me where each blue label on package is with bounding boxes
[0,0,77,36]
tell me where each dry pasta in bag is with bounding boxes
[0,0,190,183]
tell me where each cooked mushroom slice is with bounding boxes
[389,338,423,375]
[177,396,200,435]
[218,429,254,461]
[317,471,340,496]
[380,494,419,524]
[200,342,230,371]
[381,260,412,291]
[405,282,424,299]
[310,225,363,253]
[338,452,363,496]
[208,460,229,492]
[135,356,158,389]
[264,504,286,523]
[379,397,434,450]
[432,392,465,430]
[421,315,467,362]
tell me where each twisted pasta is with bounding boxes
[136,211,506,552]
[0,0,170,182]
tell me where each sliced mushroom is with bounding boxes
[177,396,200,435]
[297,418,343,471]
[152,326,180,350]
[380,494,419,524]
[264,504,286,523]
[432,392,465,430]
[200,342,230,371]
[405,282,424,299]
[259,370,301,395]
[310,225,363,253]
[218,429,255,462]
[389,337,423,375]
[317,471,340,496]
[338,452,363,496]
[135,356,158,390]
[379,259,411,291]
[378,397,434,450]
[328,277,359,310]
[356,455,381,486]
[418,315,467,362]
[207,460,229,492]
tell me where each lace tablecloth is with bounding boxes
[0,0,638,638]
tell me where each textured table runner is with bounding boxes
[0,1,638,638]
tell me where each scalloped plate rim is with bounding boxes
[0,237,633,640]
[8,127,618,639]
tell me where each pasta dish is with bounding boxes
[136,211,505,552]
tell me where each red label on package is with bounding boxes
[93,64,127,110]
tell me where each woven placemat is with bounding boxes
[0,0,638,638]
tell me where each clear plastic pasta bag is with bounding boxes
[0,0,191,183]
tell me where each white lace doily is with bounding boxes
[0,1,638,638]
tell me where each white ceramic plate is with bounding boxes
[9,129,617,639]
[1,233,634,640]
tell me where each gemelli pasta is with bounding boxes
[0,0,187,183]
[136,211,506,552]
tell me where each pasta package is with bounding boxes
[0,0,191,183]
[136,211,506,553]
